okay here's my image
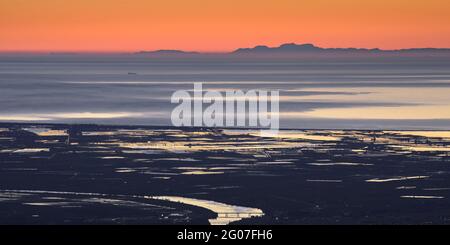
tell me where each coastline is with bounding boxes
[1,121,450,132]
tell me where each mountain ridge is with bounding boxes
[134,43,450,55]
[232,43,450,54]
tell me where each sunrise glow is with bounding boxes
[1,0,449,52]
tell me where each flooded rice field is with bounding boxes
[1,123,450,224]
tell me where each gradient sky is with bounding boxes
[1,0,449,52]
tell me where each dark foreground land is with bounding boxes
[0,123,450,224]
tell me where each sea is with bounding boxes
[1,53,450,130]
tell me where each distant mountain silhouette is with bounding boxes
[233,43,322,53]
[136,49,199,55]
[134,43,450,56]
[232,43,450,54]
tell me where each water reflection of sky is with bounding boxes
[1,56,450,129]
[289,87,450,120]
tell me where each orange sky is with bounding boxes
[1,0,449,52]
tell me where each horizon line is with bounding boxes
[1,42,450,54]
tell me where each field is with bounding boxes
[1,123,450,224]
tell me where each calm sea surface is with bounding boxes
[1,54,450,129]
